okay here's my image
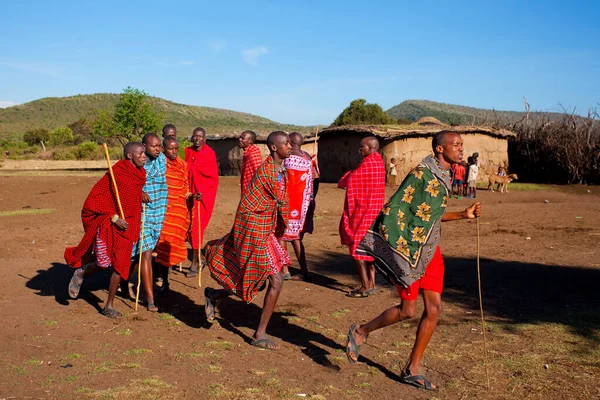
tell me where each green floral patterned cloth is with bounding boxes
[357,155,452,288]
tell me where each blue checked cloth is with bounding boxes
[132,153,168,257]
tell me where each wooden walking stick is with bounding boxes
[102,144,125,219]
[197,203,202,288]
[312,126,319,156]
[476,217,491,390]
[135,203,146,311]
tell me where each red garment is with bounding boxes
[452,164,466,181]
[396,247,444,299]
[282,152,313,241]
[155,156,191,267]
[338,152,386,261]
[241,144,262,195]
[186,145,219,249]
[64,159,146,277]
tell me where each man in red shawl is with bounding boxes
[185,127,219,277]
[65,142,147,318]
[338,136,386,298]
[155,137,200,294]
[239,130,262,195]
[280,132,313,281]
[203,131,292,350]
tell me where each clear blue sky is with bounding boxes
[1,1,598,125]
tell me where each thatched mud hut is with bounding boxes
[317,119,515,183]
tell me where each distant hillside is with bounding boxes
[0,93,308,137]
[386,100,564,125]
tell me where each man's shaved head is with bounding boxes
[241,130,256,143]
[432,130,459,153]
[162,124,176,138]
[363,136,379,151]
[123,142,144,158]
[289,132,304,146]
[267,131,288,148]
[163,137,178,148]
[142,132,160,145]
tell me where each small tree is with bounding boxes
[95,87,162,144]
[49,126,74,146]
[23,128,50,150]
[331,99,396,127]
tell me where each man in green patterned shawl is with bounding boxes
[345,131,482,391]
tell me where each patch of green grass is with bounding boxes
[12,366,28,375]
[42,374,55,387]
[25,359,41,365]
[205,341,233,351]
[64,375,77,382]
[245,387,261,394]
[86,377,174,400]
[0,208,56,217]
[307,316,319,323]
[116,328,133,336]
[120,362,141,369]
[264,378,280,388]
[208,383,225,396]
[67,353,83,360]
[44,320,58,326]
[93,362,114,373]
[331,308,350,317]
[356,382,371,389]
[124,348,152,356]
[158,313,175,320]
[208,365,222,373]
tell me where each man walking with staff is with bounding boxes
[345,131,482,391]
[65,142,147,318]
[203,131,292,350]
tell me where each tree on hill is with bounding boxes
[331,99,396,127]
[49,126,74,146]
[23,128,50,150]
[94,87,162,144]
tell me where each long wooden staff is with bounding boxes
[312,126,319,156]
[476,217,490,390]
[102,144,125,219]
[135,203,146,311]
[197,203,202,288]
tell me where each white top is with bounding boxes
[468,164,479,181]
[388,163,397,176]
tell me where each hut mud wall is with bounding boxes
[319,132,509,184]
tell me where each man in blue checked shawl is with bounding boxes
[132,132,168,312]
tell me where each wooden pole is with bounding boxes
[312,126,319,156]
[135,203,146,311]
[102,143,125,219]
[197,203,202,288]
[476,217,491,390]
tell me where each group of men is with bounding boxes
[64,126,481,391]
[66,124,219,316]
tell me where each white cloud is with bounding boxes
[208,40,228,52]
[0,100,18,108]
[242,46,268,66]
[0,61,59,75]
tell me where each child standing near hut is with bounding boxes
[388,158,398,188]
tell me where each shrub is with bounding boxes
[49,126,74,146]
[23,128,50,146]
[74,141,99,159]
[53,148,77,160]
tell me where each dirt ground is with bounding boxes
[0,173,598,400]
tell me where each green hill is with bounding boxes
[386,99,564,125]
[0,93,308,137]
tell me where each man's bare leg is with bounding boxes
[140,249,157,311]
[348,299,417,360]
[278,242,291,277]
[353,260,376,293]
[102,272,123,318]
[188,249,200,277]
[253,272,284,349]
[290,239,309,277]
[367,262,376,290]
[401,290,442,388]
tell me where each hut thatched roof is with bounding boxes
[206,131,319,142]
[416,116,444,126]
[319,123,515,140]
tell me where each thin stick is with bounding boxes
[312,126,319,156]
[135,203,146,311]
[198,203,202,288]
[102,144,125,219]
[178,262,182,272]
[476,217,490,390]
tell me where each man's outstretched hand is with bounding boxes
[464,202,482,219]
[113,218,129,230]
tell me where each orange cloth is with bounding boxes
[155,157,191,267]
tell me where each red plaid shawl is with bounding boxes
[204,155,289,302]
[155,156,191,267]
[338,152,386,261]
[186,145,219,249]
[241,144,262,195]
[64,159,146,277]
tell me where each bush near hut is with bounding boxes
[508,108,600,184]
